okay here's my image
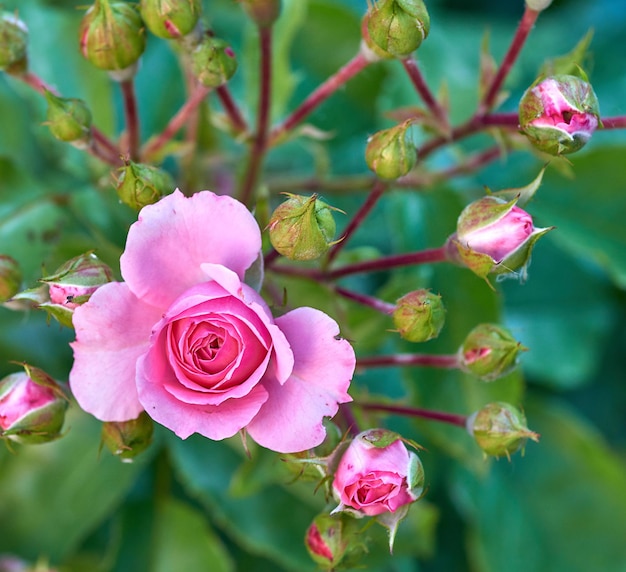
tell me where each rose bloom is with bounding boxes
[332,430,423,517]
[69,190,355,453]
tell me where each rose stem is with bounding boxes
[269,51,370,144]
[401,57,449,128]
[334,285,396,314]
[142,84,211,159]
[264,249,281,268]
[326,180,388,265]
[357,353,460,369]
[600,116,626,129]
[339,403,361,436]
[215,85,248,133]
[479,5,540,114]
[239,25,273,207]
[120,78,140,161]
[357,402,468,428]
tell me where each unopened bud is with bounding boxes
[525,0,553,11]
[0,255,21,303]
[239,0,282,28]
[116,160,174,210]
[459,323,525,381]
[305,514,356,568]
[268,193,338,261]
[190,35,238,88]
[44,91,92,147]
[39,252,114,327]
[365,121,416,180]
[519,74,600,156]
[393,289,445,343]
[140,0,202,39]
[367,0,430,58]
[0,364,67,445]
[101,411,154,462]
[0,12,28,74]
[467,402,539,458]
[445,195,552,280]
[79,0,146,72]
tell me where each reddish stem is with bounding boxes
[356,353,460,369]
[215,85,248,133]
[600,116,626,129]
[480,6,540,113]
[358,402,468,428]
[334,286,396,314]
[120,79,140,161]
[270,51,370,143]
[142,85,211,159]
[401,57,448,127]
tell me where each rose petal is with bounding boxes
[121,190,262,308]
[246,307,355,453]
[69,282,162,422]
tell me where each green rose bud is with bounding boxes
[365,121,417,180]
[0,255,21,303]
[467,402,540,459]
[393,289,445,343]
[239,0,282,28]
[101,411,154,462]
[79,0,146,72]
[459,323,525,382]
[0,11,28,74]
[190,35,238,88]
[115,160,175,210]
[519,74,600,156]
[0,364,68,445]
[268,193,338,261]
[140,0,202,39]
[44,91,92,148]
[367,0,430,58]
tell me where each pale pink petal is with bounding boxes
[69,282,163,422]
[246,307,355,453]
[121,190,262,308]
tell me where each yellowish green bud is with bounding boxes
[101,411,154,462]
[0,255,21,303]
[393,289,445,343]
[0,12,28,74]
[239,0,282,28]
[268,193,338,261]
[140,0,202,39]
[190,35,238,88]
[467,402,540,459]
[44,91,92,147]
[365,121,416,180]
[79,0,146,72]
[116,160,175,210]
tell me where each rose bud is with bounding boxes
[0,255,21,303]
[140,0,202,39]
[268,193,338,261]
[305,513,365,569]
[239,0,282,28]
[365,121,416,180]
[459,323,525,382]
[519,74,600,156]
[0,12,28,74]
[79,0,146,72]
[44,91,92,148]
[39,252,114,328]
[366,0,430,59]
[467,402,540,459]
[525,0,552,10]
[115,160,175,210]
[445,196,552,280]
[101,411,154,462]
[0,364,68,445]
[393,289,445,343]
[190,35,238,88]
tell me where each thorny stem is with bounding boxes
[120,79,140,161]
[357,402,468,428]
[269,51,370,144]
[239,26,273,207]
[356,353,460,369]
[334,286,396,314]
[142,84,211,159]
[479,5,540,113]
[401,57,448,128]
[215,85,248,133]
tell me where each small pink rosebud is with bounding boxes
[519,74,600,155]
[0,255,21,303]
[0,364,68,445]
[305,514,354,569]
[445,196,552,280]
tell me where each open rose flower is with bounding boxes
[69,190,355,453]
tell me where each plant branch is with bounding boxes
[334,285,396,314]
[215,85,248,133]
[401,57,448,128]
[600,116,626,129]
[356,353,460,369]
[357,401,468,428]
[120,78,140,161]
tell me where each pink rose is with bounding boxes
[332,429,424,517]
[69,190,355,453]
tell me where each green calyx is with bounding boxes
[140,0,202,39]
[365,121,417,180]
[101,411,154,462]
[393,289,446,343]
[116,161,175,210]
[44,91,92,146]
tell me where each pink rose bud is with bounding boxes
[304,513,362,569]
[0,255,21,303]
[467,402,540,459]
[0,364,68,445]
[519,74,600,156]
[445,196,552,280]
[101,411,154,463]
[393,289,445,343]
[39,252,114,327]
[459,323,526,382]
